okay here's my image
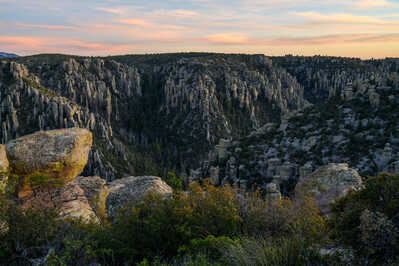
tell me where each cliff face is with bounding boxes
[0,54,308,180]
[2,54,396,182]
[0,58,139,180]
[199,75,399,195]
[273,56,399,103]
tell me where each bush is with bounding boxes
[0,196,108,266]
[237,190,327,244]
[165,171,183,190]
[0,180,330,265]
[178,235,238,261]
[0,198,62,265]
[222,236,339,266]
[98,180,241,263]
[329,172,399,262]
[359,209,398,259]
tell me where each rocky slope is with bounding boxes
[273,56,399,103]
[0,53,308,180]
[1,54,398,184]
[197,75,399,194]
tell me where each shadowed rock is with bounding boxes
[295,163,363,216]
[106,176,172,217]
[19,177,100,223]
[72,176,109,219]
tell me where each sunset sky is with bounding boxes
[1,0,398,58]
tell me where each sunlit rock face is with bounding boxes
[5,128,92,197]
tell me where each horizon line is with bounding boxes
[3,51,399,60]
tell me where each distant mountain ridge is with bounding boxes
[0,53,398,183]
[0,52,19,58]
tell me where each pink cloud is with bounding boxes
[296,11,399,25]
[0,35,131,55]
[199,32,399,46]
[205,33,250,44]
[351,0,391,9]
[16,23,79,31]
[96,8,124,15]
[172,10,199,17]
[119,18,152,27]
[0,36,45,46]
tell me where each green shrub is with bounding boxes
[222,236,340,266]
[359,209,398,258]
[0,199,62,264]
[99,180,241,263]
[329,172,399,261]
[165,171,183,190]
[178,235,237,261]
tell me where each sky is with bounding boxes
[0,0,398,58]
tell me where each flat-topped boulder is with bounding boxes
[296,163,363,215]
[106,176,172,217]
[5,128,92,197]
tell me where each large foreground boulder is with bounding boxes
[296,163,363,215]
[5,128,92,197]
[19,176,107,223]
[106,176,173,217]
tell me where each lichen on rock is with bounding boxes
[5,128,92,197]
[106,176,173,217]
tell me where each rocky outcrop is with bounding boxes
[265,183,281,200]
[1,129,175,223]
[295,163,363,215]
[0,144,8,173]
[19,177,100,223]
[199,75,399,193]
[5,128,92,197]
[0,144,8,191]
[72,176,109,219]
[106,176,172,217]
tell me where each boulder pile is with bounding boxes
[1,128,367,221]
[0,128,172,222]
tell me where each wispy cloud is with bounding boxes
[119,18,152,27]
[201,32,399,46]
[350,0,391,9]
[205,33,250,44]
[0,35,131,55]
[96,7,124,14]
[16,23,79,31]
[1,0,398,58]
[296,11,399,25]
